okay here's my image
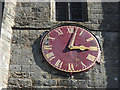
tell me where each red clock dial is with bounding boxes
[41,26,101,73]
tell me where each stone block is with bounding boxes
[32,86,56,89]
[89,18,98,24]
[57,79,88,88]
[10,54,33,65]
[9,65,21,72]
[9,72,29,78]
[1,28,12,40]
[21,65,31,72]
[0,38,11,48]
[44,79,57,86]
[29,72,43,80]
[57,80,72,86]
[90,9,103,14]
[33,79,57,86]
[89,3,102,9]
[32,79,44,86]
[51,74,69,80]
[92,24,101,30]
[29,65,44,72]
[88,80,106,88]
[90,14,104,20]
[8,78,32,87]
[1,33,11,43]
[73,80,88,88]
[42,73,51,79]
[72,72,89,80]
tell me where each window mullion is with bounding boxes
[68,2,71,21]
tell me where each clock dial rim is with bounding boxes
[41,25,101,73]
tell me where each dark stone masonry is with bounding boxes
[4,2,119,89]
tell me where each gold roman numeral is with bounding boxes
[47,36,55,40]
[67,27,74,33]
[79,29,84,36]
[86,54,96,62]
[89,46,98,51]
[55,28,63,35]
[86,37,94,42]
[46,52,55,61]
[55,59,63,68]
[68,63,75,71]
[44,45,52,50]
[81,62,87,68]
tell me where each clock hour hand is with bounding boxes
[68,27,78,48]
[69,46,90,51]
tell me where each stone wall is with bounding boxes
[0,2,16,89]
[14,2,51,28]
[7,2,119,88]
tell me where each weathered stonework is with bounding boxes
[8,29,108,88]
[0,2,16,89]
[0,1,119,89]
[14,2,51,28]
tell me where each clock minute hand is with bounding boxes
[69,46,90,51]
[68,27,78,48]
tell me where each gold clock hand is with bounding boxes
[69,46,90,51]
[68,27,78,48]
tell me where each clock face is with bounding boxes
[41,26,101,73]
